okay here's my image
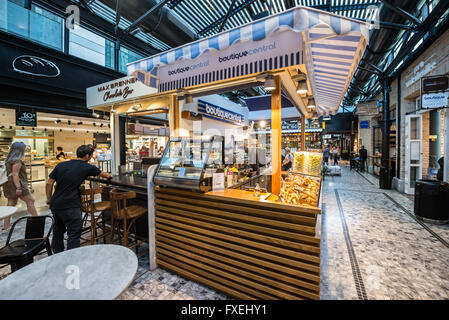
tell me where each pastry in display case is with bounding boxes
[278,173,320,207]
[154,136,224,192]
[292,151,323,176]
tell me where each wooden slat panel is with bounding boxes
[158,246,316,299]
[154,188,321,300]
[157,253,279,300]
[156,221,320,275]
[156,205,320,254]
[157,260,256,300]
[156,214,320,264]
[157,235,319,294]
[156,229,320,283]
[155,193,317,225]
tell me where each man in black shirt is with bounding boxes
[46,145,112,253]
[359,146,368,172]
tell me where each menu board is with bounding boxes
[292,151,323,176]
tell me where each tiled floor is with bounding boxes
[320,165,449,300]
[1,166,448,300]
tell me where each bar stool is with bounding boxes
[109,188,147,249]
[80,187,111,245]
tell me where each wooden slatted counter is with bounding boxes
[154,187,321,300]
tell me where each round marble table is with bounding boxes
[0,244,138,300]
[0,206,17,220]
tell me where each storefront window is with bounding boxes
[119,46,145,74]
[410,117,420,140]
[69,25,115,69]
[13,129,54,158]
[0,0,64,51]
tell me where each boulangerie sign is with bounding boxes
[422,92,448,109]
[86,76,157,108]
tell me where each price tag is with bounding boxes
[213,173,225,191]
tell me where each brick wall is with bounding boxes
[421,112,430,177]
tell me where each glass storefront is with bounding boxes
[0,0,64,51]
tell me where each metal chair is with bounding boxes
[109,188,147,249]
[0,215,54,272]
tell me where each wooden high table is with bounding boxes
[154,187,321,300]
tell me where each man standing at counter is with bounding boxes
[45,145,112,253]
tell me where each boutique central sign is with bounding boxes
[198,100,244,125]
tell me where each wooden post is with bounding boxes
[301,116,306,151]
[169,95,180,138]
[271,76,282,195]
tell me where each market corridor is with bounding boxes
[320,165,449,300]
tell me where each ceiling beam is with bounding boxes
[283,0,295,10]
[199,0,259,36]
[219,0,237,32]
[379,0,422,26]
[168,0,183,10]
[114,0,121,35]
[78,0,95,14]
[124,0,171,35]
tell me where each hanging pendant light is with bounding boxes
[263,75,276,92]
[296,80,308,95]
[307,97,316,109]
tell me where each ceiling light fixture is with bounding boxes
[92,112,100,118]
[263,75,276,92]
[296,80,308,95]
[259,120,266,128]
[307,98,316,109]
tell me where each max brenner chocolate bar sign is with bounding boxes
[87,76,157,108]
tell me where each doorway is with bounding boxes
[405,114,422,194]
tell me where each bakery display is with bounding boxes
[279,174,320,207]
[292,151,323,176]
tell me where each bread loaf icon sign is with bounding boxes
[13,55,60,77]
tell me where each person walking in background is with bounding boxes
[359,145,368,172]
[323,145,330,165]
[1,142,38,230]
[332,146,339,165]
[437,157,444,181]
[55,146,66,160]
[46,145,112,253]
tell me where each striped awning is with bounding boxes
[127,6,368,116]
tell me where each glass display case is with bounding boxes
[154,136,224,192]
[292,151,323,177]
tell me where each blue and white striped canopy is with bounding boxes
[127,6,368,116]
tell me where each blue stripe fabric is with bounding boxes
[160,53,168,65]
[229,28,241,46]
[252,20,266,41]
[311,43,357,52]
[330,15,341,35]
[313,58,352,66]
[208,36,220,51]
[308,10,319,28]
[312,51,354,60]
[175,48,183,61]
[279,10,294,28]
[190,43,200,59]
